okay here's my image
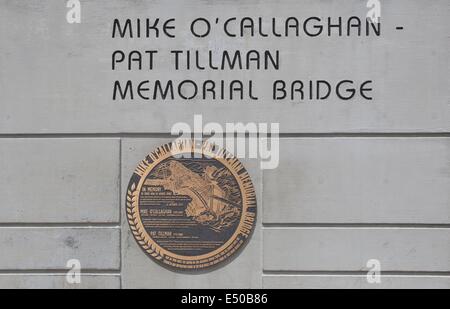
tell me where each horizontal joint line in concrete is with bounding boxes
[0,223,120,228]
[262,223,450,229]
[0,269,120,275]
[263,270,450,276]
[0,132,449,138]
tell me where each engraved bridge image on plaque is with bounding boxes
[126,140,257,271]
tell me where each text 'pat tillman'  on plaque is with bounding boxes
[126,140,257,271]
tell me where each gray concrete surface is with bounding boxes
[120,139,263,288]
[0,0,448,289]
[263,275,450,289]
[0,0,448,133]
[0,227,120,270]
[263,138,450,224]
[0,274,120,289]
[263,228,450,271]
[0,139,120,223]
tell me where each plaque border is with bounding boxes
[126,139,257,271]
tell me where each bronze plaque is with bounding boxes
[126,140,257,271]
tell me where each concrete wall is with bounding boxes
[0,0,448,288]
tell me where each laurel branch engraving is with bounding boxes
[127,182,165,260]
[126,140,257,270]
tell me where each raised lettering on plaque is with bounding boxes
[126,140,257,271]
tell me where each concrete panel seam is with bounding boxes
[262,223,450,229]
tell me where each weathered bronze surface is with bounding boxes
[127,140,257,271]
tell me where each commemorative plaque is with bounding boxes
[126,140,257,271]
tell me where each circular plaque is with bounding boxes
[126,140,257,271]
